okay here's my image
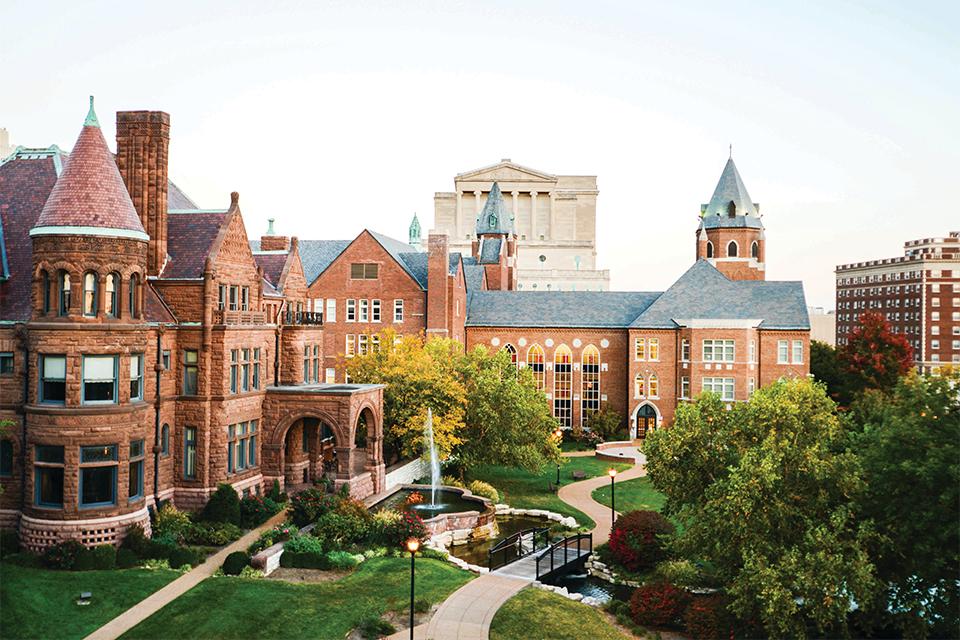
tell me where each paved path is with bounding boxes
[558,449,646,546]
[84,511,288,640]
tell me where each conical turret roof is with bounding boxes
[701,157,758,218]
[475,182,513,235]
[32,97,148,241]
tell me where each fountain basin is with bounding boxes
[371,484,496,538]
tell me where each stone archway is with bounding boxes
[631,402,661,440]
[281,417,339,490]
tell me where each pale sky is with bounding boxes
[3,0,958,309]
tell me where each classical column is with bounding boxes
[455,191,463,239]
[549,191,557,239]
[530,191,539,239]
[474,190,483,234]
[511,190,520,234]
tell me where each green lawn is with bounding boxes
[592,476,666,514]
[0,562,180,640]
[490,587,632,640]
[120,556,472,639]
[467,456,631,529]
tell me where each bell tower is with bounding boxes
[695,153,765,281]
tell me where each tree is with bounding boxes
[584,407,625,442]
[810,340,846,405]
[840,312,913,398]
[643,379,878,637]
[344,330,464,464]
[456,346,561,474]
[847,370,960,638]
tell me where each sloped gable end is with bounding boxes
[457,161,557,183]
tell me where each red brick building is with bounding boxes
[835,232,960,372]
[0,101,810,549]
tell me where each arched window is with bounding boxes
[527,344,545,391]
[634,373,645,398]
[105,273,119,317]
[706,242,714,259]
[161,424,170,457]
[129,273,140,318]
[751,241,759,259]
[41,271,51,315]
[581,345,600,426]
[83,271,98,316]
[648,374,659,398]
[502,344,518,369]
[57,271,71,316]
[727,241,738,257]
[553,345,572,428]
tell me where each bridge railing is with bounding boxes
[488,527,550,571]
[535,533,593,580]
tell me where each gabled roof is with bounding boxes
[448,252,462,276]
[253,252,288,289]
[264,239,351,285]
[369,231,429,290]
[168,180,198,210]
[32,98,147,241]
[163,210,229,278]
[457,159,557,182]
[479,237,503,264]
[467,291,661,328]
[0,148,67,320]
[145,283,177,323]
[475,182,513,236]
[701,157,759,218]
[464,264,486,293]
[630,260,808,330]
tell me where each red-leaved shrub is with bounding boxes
[608,509,674,572]
[629,582,688,628]
[684,594,732,639]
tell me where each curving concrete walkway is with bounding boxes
[84,510,288,640]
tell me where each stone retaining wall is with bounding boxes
[384,458,429,490]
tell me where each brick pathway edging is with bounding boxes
[83,510,288,640]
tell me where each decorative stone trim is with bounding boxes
[19,507,151,552]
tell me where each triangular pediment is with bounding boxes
[456,161,557,183]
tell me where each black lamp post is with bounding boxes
[554,428,563,485]
[608,468,617,528]
[406,537,420,639]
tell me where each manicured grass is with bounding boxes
[121,556,472,639]
[592,476,666,514]
[490,587,632,640]
[0,562,180,640]
[467,456,631,529]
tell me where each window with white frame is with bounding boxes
[83,355,118,404]
[358,334,369,355]
[580,346,600,426]
[130,354,144,401]
[359,299,369,322]
[553,345,572,428]
[394,299,404,322]
[792,340,804,364]
[702,377,734,401]
[302,346,311,382]
[748,377,755,396]
[325,298,336,322]
[634,338,645,361]
[777,340,789,363]
[648,374,659,398]
[703,339,734,362]
[680,376,689,399]
[371,299,381,322]
[681,339,690,362]
[346,299,356,322]
[325,368,336,383]
[649,338,660,361]
[634,373,645,398]
[345,335,355,357]
[749,340,756,363]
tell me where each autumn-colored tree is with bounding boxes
[839,312,913,397]
[644,379,878,637]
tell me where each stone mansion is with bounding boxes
[0,101,809,549]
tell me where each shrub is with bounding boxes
[629,583,688,628]
[386,510,428,547]
[90,544,116,569]
[314,509,371,549]
[467,480,499,502]
[72,547,96,571]
[168,546,201,569]
[279,550,327,569]
[43,540,86,570]
[684,594,732,640]
[248,522,298,554]
[184,521,243,546]
[585,407,626,442]
[284,533,325,555]
[290,488,341,527]
[414,598,432,614]
[325,550,361,570]
[239,565,264,578]
[652,559,702,588]
[440,475,465,489]
[267,479,287,503]
[240,494,281,528]
[202,484,241,525]
[116,547,139,568]
[371,510,403,545]
[153,503,192,542]
[120,524,150,557]
[608,510,674,572]
[355,616,396,640]
[0,529,20,557]
[222,551,250,575]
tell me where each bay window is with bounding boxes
[83,355,118,404]
[79,444,118,508]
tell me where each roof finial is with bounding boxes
[266,218,275,235]
[84,95,100,128]
[729,143,732,159]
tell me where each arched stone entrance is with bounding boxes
[631,402,660,440]
[261,384,386,499]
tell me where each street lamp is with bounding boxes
[406,537,420,639]
[554,428,563,485]
[608,468,617,529]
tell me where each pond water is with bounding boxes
[372,488,485,519]
[447,515,550,567]
[546,572,634,605]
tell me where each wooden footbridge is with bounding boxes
[488,528,592,581]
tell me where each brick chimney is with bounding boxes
[116,111,170,276]
[426,233,450,336]
[259,218,290,251]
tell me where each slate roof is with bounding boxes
[397,251,428,289]
[479,237,503,264]
[467,291,661,328]
[701,157,759,218]
[253,252,288,289]
[475,182,513,235]
[0,150,66,320]
[168,180,198,210]
[145,283,177,323]
[630,260,809,329]
[163,210,229,278]
[464,264,486,293]
[700,214,763,230]
[32,101,147,239]
[261,277,281,297]
[282,239,350,284]
[448,253,462,276]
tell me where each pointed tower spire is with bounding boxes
[84,95,99,128]
[408,213,422,249]
[475,182,512,236]
[701,157,758,218]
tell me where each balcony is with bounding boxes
[283,310,324,326]
[215,310,267,325]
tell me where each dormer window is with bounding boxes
[727,200,736,217]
